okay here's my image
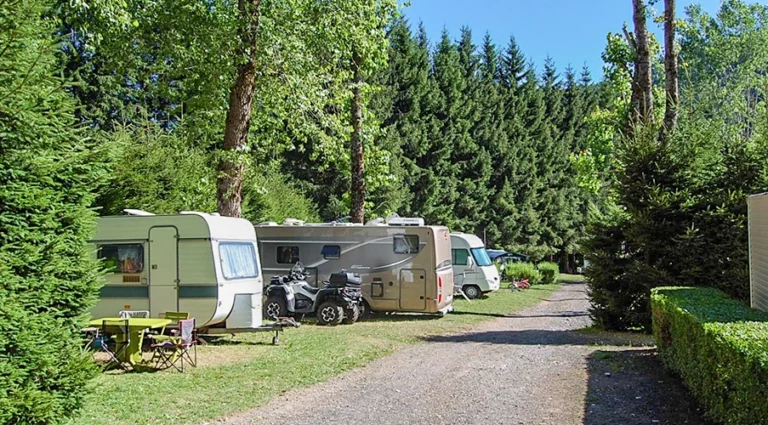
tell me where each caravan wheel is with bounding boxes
[358,300,372,320]
[463,285,481,299]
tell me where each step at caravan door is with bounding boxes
[399,269,426,311]
[149,226,179,315]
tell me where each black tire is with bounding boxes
[264,296,287,319]
[358,299,373,320]
[463,285,482,299]
[342,303,360,324]
[316,301,344,326]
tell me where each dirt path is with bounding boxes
[205,282,711,425]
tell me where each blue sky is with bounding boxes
[400,0,743,79]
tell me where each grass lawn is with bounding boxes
[69,278,576,425]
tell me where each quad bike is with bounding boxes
[263,262,363,325]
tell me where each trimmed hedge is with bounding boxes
[504,262,541,284]
[537,262,560,285]
[651,287,768,425]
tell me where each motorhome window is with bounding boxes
[321,245,341,259]
[452,249,470,266]
[97,244,144,273]
[219,242,259,279]
[393,235,419,254]
[277,246,300,264]
[470,248,493,267]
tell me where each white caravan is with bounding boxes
[451,232,500,299]
[255,215,454,316]
[89,210,263,330]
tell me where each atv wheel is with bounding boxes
[342,303,360,324]
[264,296,287,319]
[463,285,482,299]
[316,301,344,326]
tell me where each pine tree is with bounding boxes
[0,1,103,422]
[453,27,493,234]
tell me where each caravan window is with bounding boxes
[97,244,144,273]
[277,246,300,264]
[452,249,470,266]
[219,242,259,280]
[393,235,419,254]
[321,245,341,260]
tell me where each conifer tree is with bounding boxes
[0,1,103,422]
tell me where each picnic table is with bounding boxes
[90,317,171,366]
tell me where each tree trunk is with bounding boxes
[217,0,261,217]
[662,0,678,136]
[630,0,653,128]
[350,50,365,223]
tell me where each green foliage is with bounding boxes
[585,1,768,330]
[96,122,216,215]
[651,287,768,425]
[242,166,321,224]
[536,262,560,285]
[0,0,103,423]
[504,262,542,285]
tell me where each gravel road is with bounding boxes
[206,282,711,425]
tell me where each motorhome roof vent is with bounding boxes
[283,218,306,226]
[258,221,278,226]
[385,213,424,226]
[365,217,386,226]
[123,209,155,216]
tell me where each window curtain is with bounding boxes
[220,243,258,279]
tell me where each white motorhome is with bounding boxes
[450,233,500,298]
[89,210,263,330]
[255,215,454,316]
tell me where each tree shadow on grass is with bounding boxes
[583,349,714,425]
[422,328,653,347]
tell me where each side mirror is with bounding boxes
[467,257,475,269]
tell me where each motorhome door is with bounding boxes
[399,268,426,310]
[149,226,179,315]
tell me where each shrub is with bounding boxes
[505,262,542,285]
[0,1,103,423]
[537,262,560,285]
[651,287,768,425]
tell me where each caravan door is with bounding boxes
[149,226,179,315]
[399,268,426,310]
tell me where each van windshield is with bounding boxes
[470,248,493,267]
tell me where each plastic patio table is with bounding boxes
[89,317,172,366]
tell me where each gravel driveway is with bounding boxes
[205,282,711,425]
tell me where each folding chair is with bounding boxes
[100,319,130,370]
[148,312,190,343]
[151,318,197,372]
[80,326,100,350]
[118,310,149,319]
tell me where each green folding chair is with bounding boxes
[151,312,190,342]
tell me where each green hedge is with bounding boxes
[504,262,541,284]
[537,262,560,285]
[651,287,768,425]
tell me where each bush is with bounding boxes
[505,262,542,284]
[537,262,560,285]
[0,1,103,423]
[651,287,768,425]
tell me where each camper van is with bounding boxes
[451,233,500,299]
[255,215,454,316]
[89,210,263,329]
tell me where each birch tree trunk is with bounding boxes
[662,0,679,135]
[630,0,653,127]
[350,50,365,223]
[217,0,261,217]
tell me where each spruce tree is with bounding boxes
[0,1,103,423]
[453,27,493,234]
